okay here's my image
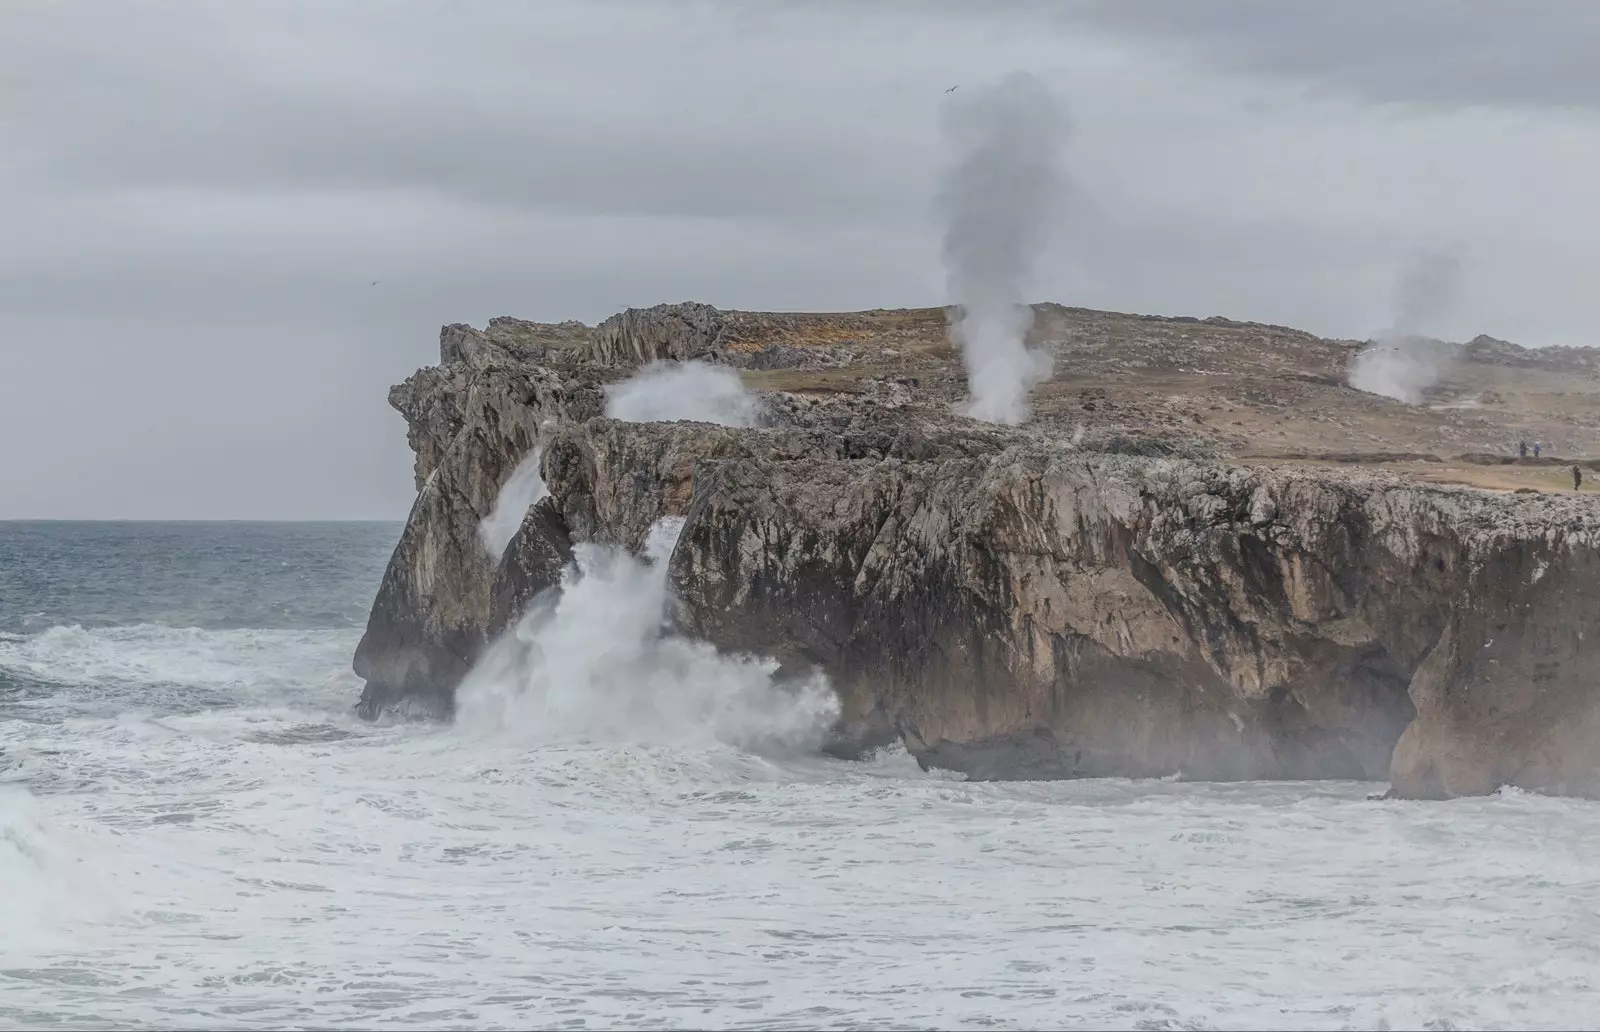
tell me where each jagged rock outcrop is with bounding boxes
[488,497,573,636]
[353,323,603,718]
[590,302,729,369]
[355,301,1600,797]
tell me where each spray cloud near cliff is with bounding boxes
[454,518,839,755]
[937,72,1066,425]
[604,361,760,427]
[477,449,547,559]
[1348,252,1462,404]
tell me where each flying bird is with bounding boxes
[369,280,380,286]
[945,85,959,93]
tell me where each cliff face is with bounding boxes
[664,445,1600,793]
[352,320,601,718]
[356,302,1600,797]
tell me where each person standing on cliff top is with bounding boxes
[1520,440,1528,458]
[1535,442,1542,459]
[1574,465,1583,491]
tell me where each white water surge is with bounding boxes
[456,518,838,754]
[6,524,1600,1029]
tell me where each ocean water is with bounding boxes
[4,522,1600,1030]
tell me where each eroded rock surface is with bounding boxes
[355,301,1600,797]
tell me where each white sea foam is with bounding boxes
[0,624,358,704]
[0,787,123,948]
[456,518,838,755]
[7,691,1600,1031]
[7,559,1600,1028]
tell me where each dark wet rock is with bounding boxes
[355,301,1600,798]
[488,498,574,635]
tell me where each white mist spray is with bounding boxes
[477,449,548,559]
[1348,252,1462,404]
[937,72,1067,425]
[604,361,760,427]
[454,518,839,754]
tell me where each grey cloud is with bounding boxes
[938,0,1600,112]
[1059,0,1600,111]
[1049,0,1600,110]
[2,0,1599,518]
[0,1,932,223]
[748,0,1600,111]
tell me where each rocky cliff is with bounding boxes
[356,302,1600,798]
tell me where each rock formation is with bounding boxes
[356,301,1600,798]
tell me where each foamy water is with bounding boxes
[4,523,1600,1030]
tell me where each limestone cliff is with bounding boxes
[356,301,1600,798]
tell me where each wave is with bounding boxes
[455,518,839,755]
[0,624,361,714]
[0,786,121,945]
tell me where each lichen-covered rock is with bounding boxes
[589,302,729,368]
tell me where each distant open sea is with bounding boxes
[3,520,1599,1030]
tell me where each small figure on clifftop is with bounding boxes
[1534,442,1543,459]
[1519,440,1528,458]
[1574,465,1583,491]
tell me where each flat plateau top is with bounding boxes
[482,303,1600,495]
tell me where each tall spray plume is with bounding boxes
[937,72,1067,424]
[1348,251,1462,404]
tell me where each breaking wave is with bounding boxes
[8,524,1600,1028]
[455,518,838,754]
[0,786,122,947]
[0,624,359,715]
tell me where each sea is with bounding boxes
[3,520,1600,1031]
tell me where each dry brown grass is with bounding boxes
[714,303,1600,490]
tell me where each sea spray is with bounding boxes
[604,361,761,427]
[454,518,838,753]
[937,72,1067,424]
[1348,251,1462,404]
[478,449,548,559]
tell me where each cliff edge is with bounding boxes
[355,302,1600,798]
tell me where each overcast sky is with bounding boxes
[3,0,1598,519]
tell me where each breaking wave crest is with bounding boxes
[0,786,121,945]
[0,624,359,714]
[454,518,839,754]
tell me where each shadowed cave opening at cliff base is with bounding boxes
[354,297,1600,800]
